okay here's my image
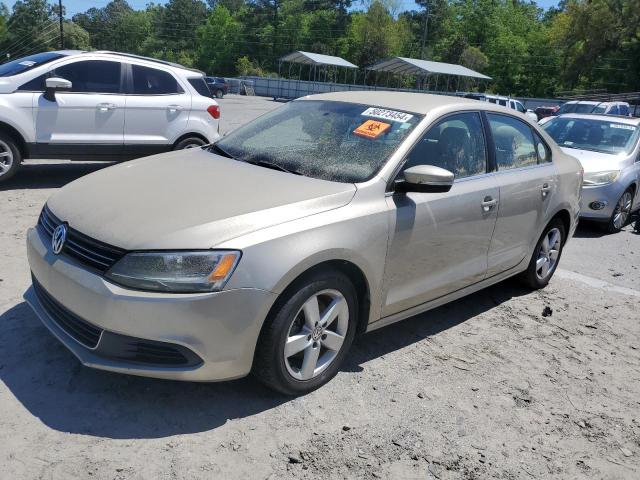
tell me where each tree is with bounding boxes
[5,0,55,57]
[63,22,90,50]
[196,5,242,74]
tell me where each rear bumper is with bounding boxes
[26,227,277,381]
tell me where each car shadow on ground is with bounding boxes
[572,221,609,238]
[0,279,529,440]
[0,161,113,191]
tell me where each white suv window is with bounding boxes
[131,65,183,95]
[53,60,122,94]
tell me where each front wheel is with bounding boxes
[0,133,22,183]
[520,219,565,289]
[252,269,358,395]
[214,89,224,99]
[606,189,634,233]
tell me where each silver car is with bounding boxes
[25,92,582,394]
[542,114,640,232]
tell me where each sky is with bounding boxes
[5,0,561,18]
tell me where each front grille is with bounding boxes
[33,277,103,349]
[38,205,126,273]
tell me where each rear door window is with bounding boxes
[131,65,183,95]
[53,60,122,94]
[487,114,538,170]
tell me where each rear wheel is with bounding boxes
[252,269,358,395]
[214,89,224,99]
[173,137,206,150]
[0,133,22,183]
[606,188,633,233]
[520,218,565,289]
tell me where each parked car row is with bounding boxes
[463,93,539,121]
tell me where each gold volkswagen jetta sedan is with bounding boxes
[26,92,582,394]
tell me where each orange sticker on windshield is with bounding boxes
[353,120,391,139]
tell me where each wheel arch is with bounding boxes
[264,259,372,337]
[0,120,28,159]
[172,132,209,148]
[550,208,572,238]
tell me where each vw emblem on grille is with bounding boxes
[51,224,67,255]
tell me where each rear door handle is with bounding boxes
[97,103,116,111]
[167,105,183,112]
[541,182,551,197]
[481,196,498,212]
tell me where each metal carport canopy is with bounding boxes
[279,51,358,69]
[367,57,491,80]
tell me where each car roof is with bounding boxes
[299,91,487,115]
[49,50,204,75]
[554,113,640,125]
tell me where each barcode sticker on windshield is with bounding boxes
[354,120,391,139]
[362,107,413,123]
[610,124,634,130]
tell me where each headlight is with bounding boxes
[105,250,240,293]
[583,170,620,186]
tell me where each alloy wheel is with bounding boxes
[0,140,14,177]
[612,191,633,230]
[536,227,561,280]
[283,289,349,381]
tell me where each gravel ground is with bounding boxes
[1,95,639,480]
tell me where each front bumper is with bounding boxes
[579,182,624,221]
[25,227,277,381]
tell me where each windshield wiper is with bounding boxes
[246,159,303,175]
[210,143,234,159]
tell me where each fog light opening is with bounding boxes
[589,201,608,211]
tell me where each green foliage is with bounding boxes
[0,0,637,94]
[62,21,90,50]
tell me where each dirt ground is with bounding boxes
[1,96,639,480]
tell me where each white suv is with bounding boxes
[0,50,221,182]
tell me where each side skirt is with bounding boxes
[366,257,529,333]
[26,143,170,161]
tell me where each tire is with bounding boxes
[173,136,206,150]
[214,89,224,99]
[0,132,22,183]
[252,269,358,395]
[605,188,634,233]
[520,218,566,289]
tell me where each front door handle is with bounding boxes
[167,105,183,112]
[481,196,498,212]
[97,103,116,111]
[541,182,551,197]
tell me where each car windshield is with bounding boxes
[543,117,639,155]
[213,100,422,183]
[556,103,597,115]
[0,52,66,77]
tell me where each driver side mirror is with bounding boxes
[44,77,72,101]
[395,165,454,193]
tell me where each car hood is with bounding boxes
[47,150,357,250]
[559,147,629,173]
